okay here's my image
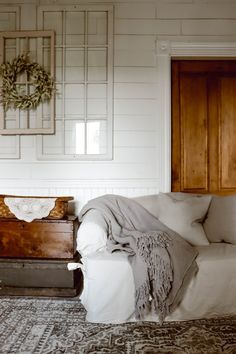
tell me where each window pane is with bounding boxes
[43,12,63,45]
[87,99,107,115]
[43,47,51,72]
[87,84,107,116]
[28,38,37,61]
[55,99,63,118]
[65,11,85,46]
[88,49,107,81]
[65,49,84,81]
[88,12,107,45]
[65,120,85,155]
[65,99,84,116]
[0,13,17,31]
[5,110,18,129]
[55,84,63,118]
[18,111,38,130]
[55,49,63,81]
[42,101,51,120]
[5,120,17,130]
[4,48,16,61]
[87,120,107,154]
[29,112,38,129]
[65,84,84,99]
[0,135,18,155]
[5,38,16,47]
[87,83,107,98]
[4,39,16,61]
[65,85,84,116]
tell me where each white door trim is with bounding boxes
[156,39,236,192]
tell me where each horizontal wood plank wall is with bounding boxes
[0,0,236,205]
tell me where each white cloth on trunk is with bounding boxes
[4,197,56,222]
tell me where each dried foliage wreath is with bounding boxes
[0,53,55,110]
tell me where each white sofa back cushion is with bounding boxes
[203,195,236,244]
[156,193,211,246]
[132,194,160,217]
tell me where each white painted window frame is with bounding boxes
[0,6,20,159]
[156,39,236,193]
[36,5,113,161]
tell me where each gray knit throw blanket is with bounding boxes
[79,194,198,324]
[125,229,173,322]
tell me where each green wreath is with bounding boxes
[0,53,55,110]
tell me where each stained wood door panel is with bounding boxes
[172,60,236,194]
[180,74,208,191]
[220,77,236,189]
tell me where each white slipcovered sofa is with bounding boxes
[75,193,236,323]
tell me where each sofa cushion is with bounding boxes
[157,193,211,246]
[134,192,206,218]
[133,194,160,217]
[203,195,236,244]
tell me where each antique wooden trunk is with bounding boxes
[0,215,78,259]
[0,215,82,297]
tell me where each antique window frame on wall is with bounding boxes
[0,6,21,159]
[0,30,55,135]
[36,5,113,161]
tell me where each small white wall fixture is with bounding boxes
[156,39,236,193]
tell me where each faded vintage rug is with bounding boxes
[0,298,236,354]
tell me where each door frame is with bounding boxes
[156,39,236,192]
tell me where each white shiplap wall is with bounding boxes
[0,0,236,211]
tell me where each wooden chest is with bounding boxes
[0,215,78,259]
[0,215,82,297]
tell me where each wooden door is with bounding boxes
[171,60,236,195]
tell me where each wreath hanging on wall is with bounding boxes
[0,53,55,110]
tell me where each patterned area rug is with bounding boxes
[0,298,236,354]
